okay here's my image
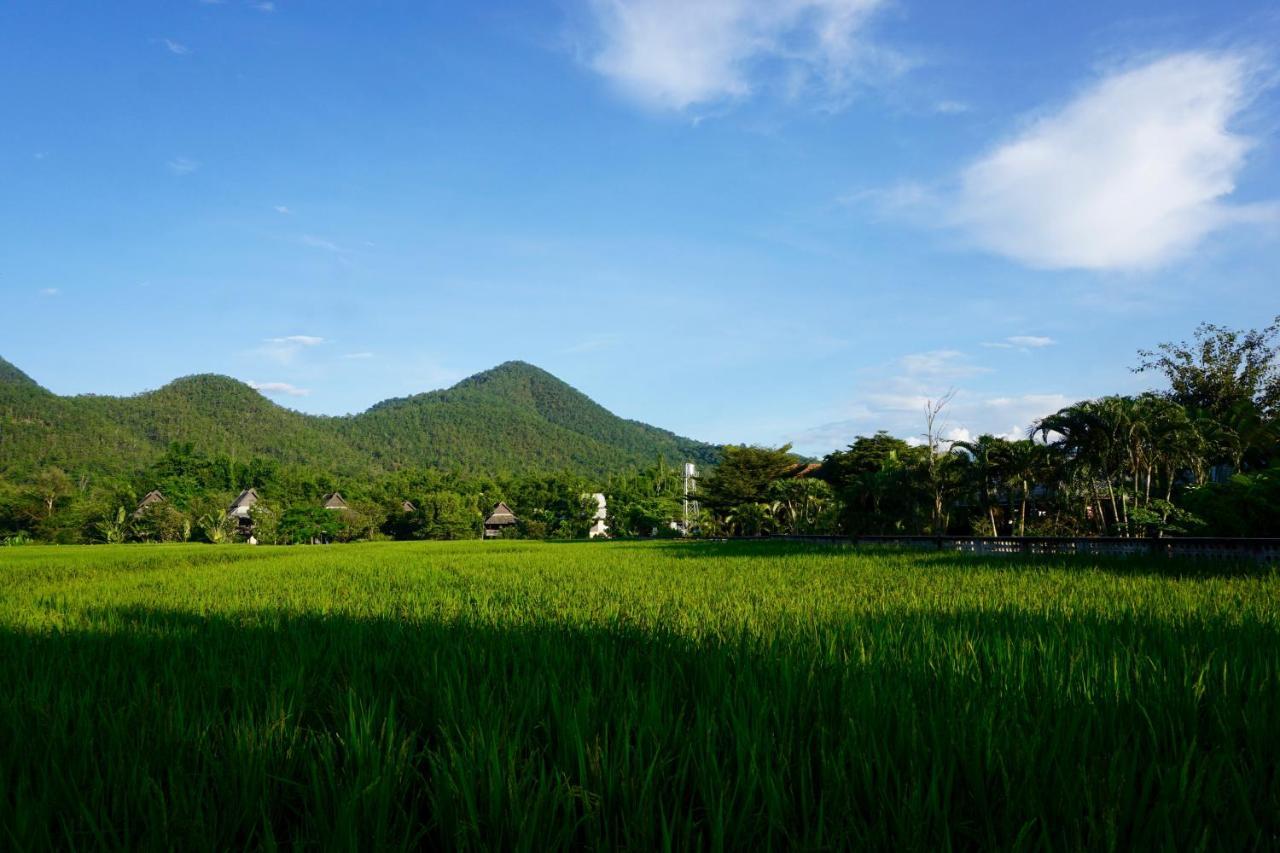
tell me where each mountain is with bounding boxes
[0,359,719,479]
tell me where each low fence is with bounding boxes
[770,535,1280,563]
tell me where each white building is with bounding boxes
[588,493,609,538]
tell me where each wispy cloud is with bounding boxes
[38,287,60,297]
[580,0,898,111]
[274,205,291,215]
[299,234,345,252]
[258,335,325,365]
[250,1,275,11]
[267,335,325,346]
[166,156,200,176]
[933,99,970,115]
[898,349,990,380]
[342,352,375,360]
[1006,335,1055,348]
[564,333,621,354]
[951,51,1276,271]
[795,388,1072,453]
[248,381,309,397]
[787,343,1074,454]
[161,38,190,55]
[982,335,1056,350]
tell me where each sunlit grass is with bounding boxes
[1,541,1277,849]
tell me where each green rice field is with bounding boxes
[1,540,1277,850]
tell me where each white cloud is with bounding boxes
[581,0,893,111]
[274,205,291,215]
[38,287,60,296]
[933,99,969,115]
[248,381,309,397]
[343,352,374,360]
[161,38,190,55]
[953,51,1275,270]
[166,156,200,175]
[250,1,275,11]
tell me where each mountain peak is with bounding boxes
[0,357,44,390]
[453,360,556,387]
[0,358,720,479]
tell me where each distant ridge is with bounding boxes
[0,358,720,478]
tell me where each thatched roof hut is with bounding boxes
[227,488,259,519]
[133,490,166,518]
[483,502,517,539]
[322,492,349,510]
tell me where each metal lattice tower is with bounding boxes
[683,462,698,535]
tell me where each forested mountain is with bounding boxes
[0,358,719,479]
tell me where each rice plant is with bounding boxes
[0,540,1276,850]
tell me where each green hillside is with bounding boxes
[0,358,718,479]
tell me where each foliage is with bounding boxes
[821,434,930,534]
[1135,315,1280,419]
[277,506,344,545]
[408,492,481,540]
[1180,467,1280,537]
[94,506,129,545]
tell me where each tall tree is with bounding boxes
[1134,317,1280,419]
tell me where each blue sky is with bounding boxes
[2,1,1278,454]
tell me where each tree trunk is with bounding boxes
[1019,478,1028,537]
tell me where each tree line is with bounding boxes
[1,320,1276,544]
[700,319,1279,538]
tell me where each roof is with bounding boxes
[321,492,349,510]
[401,500,416,512]
[485,501,517,524]
[788,463,823,479]
[228,488,259,511]
[133,490,165,517]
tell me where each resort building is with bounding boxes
[226,488,260,543]
[483,502,518,539]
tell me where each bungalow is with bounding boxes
[483,502,517,539]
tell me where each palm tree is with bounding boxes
[1001,439,1053,536]
[1035,399,1127,533]
[952,434,1011,535]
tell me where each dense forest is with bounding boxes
[1,320,1277,544]
[0,360,718,479]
